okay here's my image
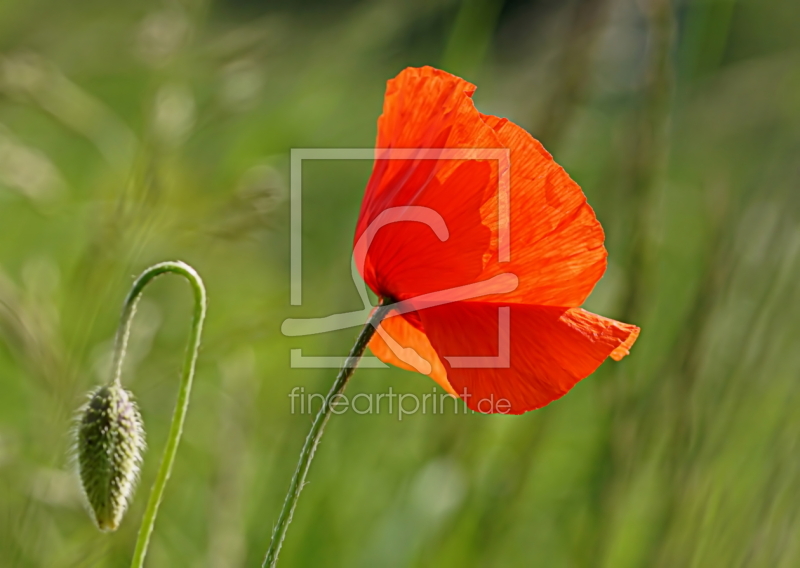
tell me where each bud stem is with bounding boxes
[262,301,392,568]
[110,261,207,568]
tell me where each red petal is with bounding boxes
[610,326,640,361]
[368,309,455,395]
[355,67,501,300]
[357,161,493,300]
[418,302,639,414]
[475,116,607,307]
[356,66,607,308]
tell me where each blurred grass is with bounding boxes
[2,0,800,566]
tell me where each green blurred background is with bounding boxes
[2,0,800,566]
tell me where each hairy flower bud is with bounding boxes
[76,384,145,531]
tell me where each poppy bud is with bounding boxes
[76,384,145,531]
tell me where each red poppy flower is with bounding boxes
[354,66,639,415]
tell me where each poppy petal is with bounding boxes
[475,115,607,307]
[356,160,494,300]
[417,302,639,414]
[357,66,607,308]
[610,326,640,361]
[355,67,503,300]
[376,66,476,155]
[368,309,455,395]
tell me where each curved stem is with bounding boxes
[262,302,392,568]
[111,261,207,568]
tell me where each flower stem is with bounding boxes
[262,302,392,568]
[112,261,207,568]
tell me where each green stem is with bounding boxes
[262,302,392,568]
[111,261,207,568]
